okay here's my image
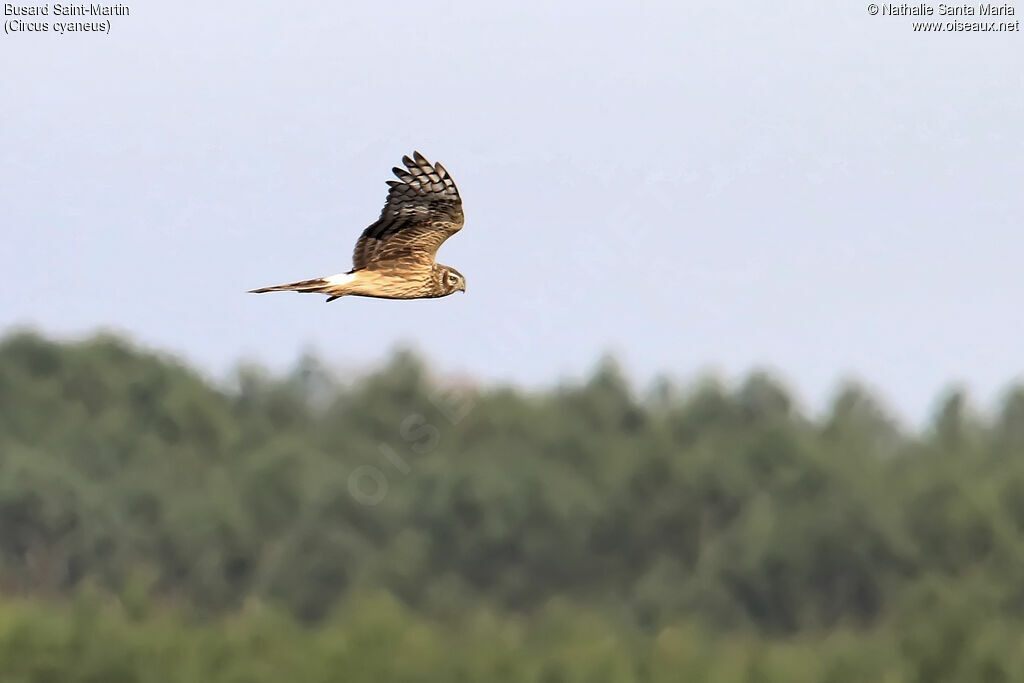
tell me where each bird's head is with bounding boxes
[443,266,467,294]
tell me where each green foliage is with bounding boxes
[0,591,1019,682]
[0,328,1023,678]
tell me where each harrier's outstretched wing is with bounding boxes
[352,151,464,270]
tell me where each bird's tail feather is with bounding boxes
[248,277,333,294]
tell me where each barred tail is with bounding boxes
[248,272,355,302]
[248,277,332,294]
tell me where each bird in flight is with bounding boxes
[249,151,466,302]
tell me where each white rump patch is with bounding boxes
[324,272,355,286]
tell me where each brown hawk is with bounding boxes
[249,151,466,302]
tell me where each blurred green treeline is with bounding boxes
[0,329,1022,681]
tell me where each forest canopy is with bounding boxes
[0,329,1022,682]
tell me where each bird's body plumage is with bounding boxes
[249,152,466,302]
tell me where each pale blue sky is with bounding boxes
[1,1,1021,426]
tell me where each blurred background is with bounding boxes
[1,1,1022,681]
